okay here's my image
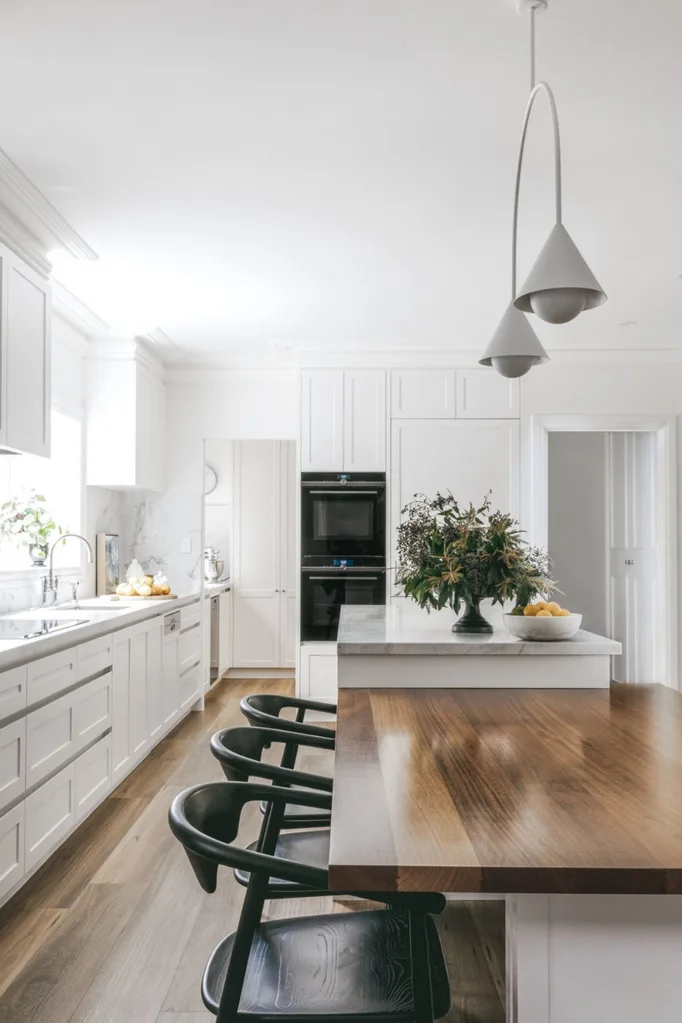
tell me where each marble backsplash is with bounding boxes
[120,492,203,595]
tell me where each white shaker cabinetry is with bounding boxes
[390,369,519,420]
[0,718,26,812]
[299,643,338,703]
[112,616,163,783]
[2,250,51,457]
[0,802,25,901]
[86,342,166,492]
[232,441,297,668]
[301,369,386,471]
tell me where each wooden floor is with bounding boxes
[0,678,505,1023]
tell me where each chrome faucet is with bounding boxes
[43,533,94,606]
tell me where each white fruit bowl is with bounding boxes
[503,612,582,641]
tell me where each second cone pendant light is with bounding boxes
[480,1,606,378]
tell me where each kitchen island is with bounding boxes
[329,685,682,1023]
[337,603,621,688]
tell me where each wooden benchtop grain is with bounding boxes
[328,685,682,895]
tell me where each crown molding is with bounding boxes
[51,279,111,339]
[0,147,97,262]
[0,201,52,277]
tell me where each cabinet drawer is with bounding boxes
[26,690,77,789]
[0,665,27,722]
[178,662,201,711]
[25,763,75,872]
[74,672,112,749]
[0,717,26,813]
[77,634,113,679]
[74,735,111,822]
[27,648,78,707]
[178,626,201,676]
[0,802,25,901]
[180,603,201,632]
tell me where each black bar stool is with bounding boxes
[169,781,451,1023]
[240,694,335,827]
[210,725,333,897]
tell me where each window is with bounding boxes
[0,410,84,571]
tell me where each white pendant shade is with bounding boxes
[479,302,549,378]
[514,223,606,323]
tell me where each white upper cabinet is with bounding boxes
[343,370,386,472]
[391,370,456,419]
[301,369,386,471]
[301,370,343,471]
[390,369,519,420]
[86,343,166,491]
[456,370,519,419]
[0,244,51,457]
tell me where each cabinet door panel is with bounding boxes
[27,648,78,708]
[25,763,75,871]
[111,633,131,783]
[218,592,233,677]
[178,664,201,711]
[162,634,180,729]
[0,665,27,723]
[300,646,338,702]
[75,673,112,750]
[129,631,149,761]
[301,370,344,471]
[0,718,26,813]
[456,370,519,419]
[391,370,456,419]
[26,691,76,789]
[178,625,201,676]
[146,619,164,743]
[0,802,25,901]
[74,736,111,822]
[5,260,50,457]
[77,634,113,680]
[280,592,297,669]
[233,441,281,592]
[233,595,281,668]
[343,370,386,471]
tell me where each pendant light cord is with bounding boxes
[511,6,563,299]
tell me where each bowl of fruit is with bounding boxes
[503,601,582,641]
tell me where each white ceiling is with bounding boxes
[1,0,681,360]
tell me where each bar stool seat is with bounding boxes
[201,908,450,1019]
[235,830,330,893]
[258,797,330,827]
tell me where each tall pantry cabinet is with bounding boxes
[232,440,297,669]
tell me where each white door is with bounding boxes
[608,432,658,683]
[5,256,50,457]
[232,440,282,667]
[301,370,344,471]
[390,419,519,592]
[343,370,386,471]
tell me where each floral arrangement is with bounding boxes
[0,490,63,564]
[396,492,553,627]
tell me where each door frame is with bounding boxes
[529,413,678,689]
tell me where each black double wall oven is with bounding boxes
[301,472,386,641]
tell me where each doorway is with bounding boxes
[532,415,677,687]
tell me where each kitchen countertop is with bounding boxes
[203,581,231,597]
[337,603,622,656]
[0,592,201,671]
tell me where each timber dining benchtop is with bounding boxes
[327,684,682,895]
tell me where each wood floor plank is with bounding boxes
[91,785,184,886]
[0,907,67,1000]
[0,883,146,1023]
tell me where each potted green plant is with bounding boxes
[396,491,554,633]
[0,491,64,566]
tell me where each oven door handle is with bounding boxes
[306,489,380,496]
[308,575,381,581]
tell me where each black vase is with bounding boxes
[452,599,493,634]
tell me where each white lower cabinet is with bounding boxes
[26,690,77,790]
[233,593,281,667]
[300,643,338,702]
[162,628,180,730]
[25,761,75,872]
[146,618,164,743]
[113,616,166,783]
[74,735,111,822]
[0,802,25,901]
[0,665,27,721]
[281,591,297,669]
[0,718,26,813]
[179,663,201,712]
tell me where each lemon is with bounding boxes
[536,609,553,617]
[558,608,572,617]
[523,604,539,616]
[546,601,562,616]
[535,600,548,610]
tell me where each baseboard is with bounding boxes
[225,668,296,679]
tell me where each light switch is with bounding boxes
[180,537,192,554]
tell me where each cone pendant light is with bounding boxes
[480,1,605,377]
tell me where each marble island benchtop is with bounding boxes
[338,604,622,656]
[337,605,620,689]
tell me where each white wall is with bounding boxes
[548,432,608,635]
[204,439,234,578]
[124,370,297,593]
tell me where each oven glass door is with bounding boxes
[302,488,385,558]
[301,572,386,641]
